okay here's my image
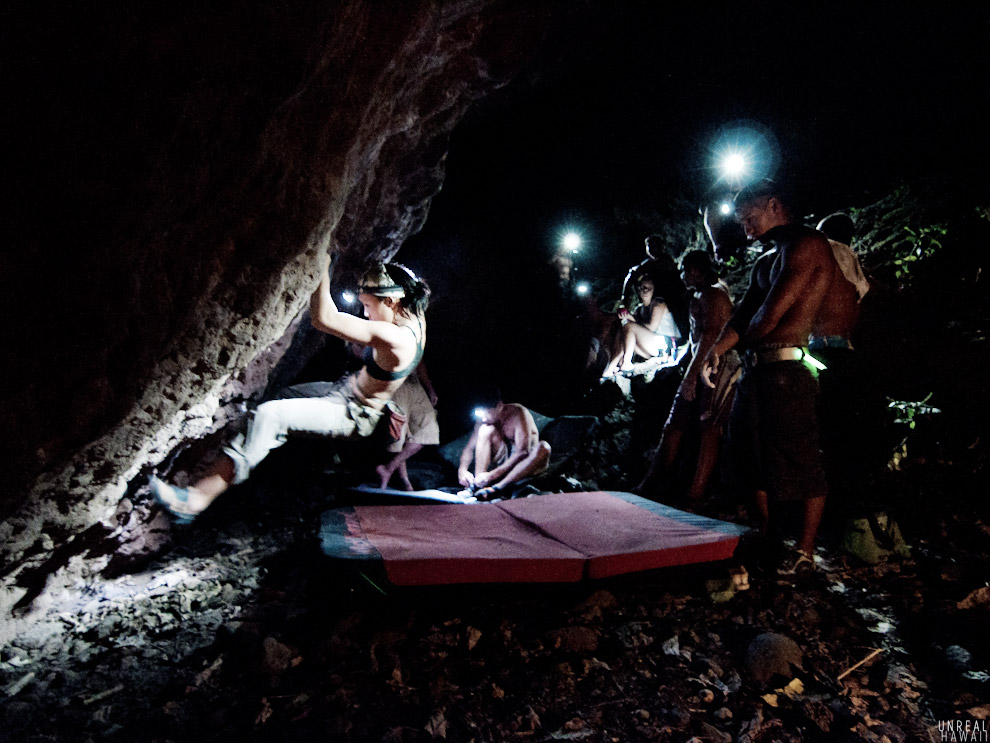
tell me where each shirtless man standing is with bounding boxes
[457,387,551,500]
[635,250,735,505]
[813,212,873,517]
[702,180,838,575]
[813,213,865,349]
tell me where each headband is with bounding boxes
[358,265,406,298]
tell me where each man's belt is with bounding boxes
[744,346,827,370]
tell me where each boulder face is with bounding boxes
[1,3,549,560]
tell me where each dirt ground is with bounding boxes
[1,405,987,743]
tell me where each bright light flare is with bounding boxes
[710,122,780,187]
[575,281,590,296]
[473,407,487,421]
[341,290,356,304]
[562,232,582,252]
[719,151,748,180]
[720,202,732,215]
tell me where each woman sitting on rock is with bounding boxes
[151,252,430,522]
[604,275,681,376]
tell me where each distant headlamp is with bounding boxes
[710,122,780,188]
[719,151,748,180]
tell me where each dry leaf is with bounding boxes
[255,697,273,726]
[425,709,448,739]
[467,626,482,650]
[957,586,990,609]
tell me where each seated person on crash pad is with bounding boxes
[457,387,551,500]
[604,274,682,377]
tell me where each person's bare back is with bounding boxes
[812,241,861,340]
[493,403,540,454]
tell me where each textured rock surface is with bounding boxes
[1,2,548,614]
[744,632,804,687]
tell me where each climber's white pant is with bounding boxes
[223,378,383,484]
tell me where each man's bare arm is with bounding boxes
[699,254,770,388]
[682,289,733,398]
[698,290,734,357]
[619,265,640,309]
[415,362,439,407]
[745,238,823,344]
[724,252,773,348]
[458,427,481,486]
[700,325,740,388]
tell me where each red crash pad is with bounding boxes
[320,491,748,585]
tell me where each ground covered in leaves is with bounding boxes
[1,425,987,743]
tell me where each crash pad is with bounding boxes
[347,483,477,504]
[319,491,747,585]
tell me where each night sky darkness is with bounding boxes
[6,4,986,445]
[397,3,990,437]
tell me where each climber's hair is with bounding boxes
[386,263,431,316]
[358,261,431,316]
